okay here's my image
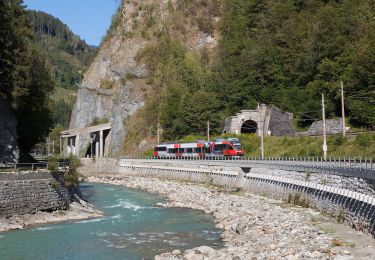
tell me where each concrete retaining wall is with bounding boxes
[0,171,73,218]
[78,159,375,236]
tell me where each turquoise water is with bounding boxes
[0,183,223,260]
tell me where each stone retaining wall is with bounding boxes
[78,159,375,236]
[0,171,73,218]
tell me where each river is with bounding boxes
[0,182,223,259]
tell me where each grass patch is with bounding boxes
[319,226,337,234]
[150,133,375,158]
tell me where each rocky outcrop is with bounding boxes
[0,99,19,164]
[69,0,219,155]
[69,31,147,155]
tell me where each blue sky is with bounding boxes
[23,0,121,46]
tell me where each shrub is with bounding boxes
[63,171,79,187]
[49,180,60,189]
[355,133,371,147]
[48,156,59,172]
[328,134,345,146]
[68,155,81,171]
[90,117,109,126]
[100,78,114,89]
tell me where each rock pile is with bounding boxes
[88,176,348,259]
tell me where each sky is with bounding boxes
[23,0,121,46]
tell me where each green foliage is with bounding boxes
[49,124,65,153]
[213,0,375,128]
[47,156,58,172]
[68,154,82,171]
[63,171,79,187]
[328,134,346,146]
[355,133,373,147]
[28,10,97,90]
[50,99,74,128]
[90,117,109,126]
[0,1,55,160]
[134,34,223,141]
[49,180,60,189]
[176,133,375,158]
[64,155,81,187]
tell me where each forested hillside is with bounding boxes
[215,0,375,128]
[28,10,97,90]
[28,10,100,132]
[132,0,375,143]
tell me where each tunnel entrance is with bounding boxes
[241,120,258,134]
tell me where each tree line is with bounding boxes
[28,10,97,90]
[133,0,375,144]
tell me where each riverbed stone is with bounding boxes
[88,176,352,259]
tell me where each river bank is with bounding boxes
[0,195,103,232]
[87,176,352,260]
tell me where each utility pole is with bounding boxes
[322,93,327,160]
[157,120,160,143]
[341,81,346,137]
[207,121,210,142]
[258,104,264,160]
[46,137,50,156]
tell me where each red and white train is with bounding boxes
[154,138,245,158]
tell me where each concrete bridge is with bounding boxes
[60,123,111,158]
[79,157,375,236]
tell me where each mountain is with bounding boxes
[28,10,97,90]
[70,0,375,156]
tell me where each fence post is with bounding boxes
[31,163,34,171]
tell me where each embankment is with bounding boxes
[79,158,375,237]
[0,170,102,232]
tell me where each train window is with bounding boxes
[187,148,193,153]
[179,148,185,153]
[168,149,175,153]
[157,147,167,151]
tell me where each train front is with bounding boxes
[229,138,245,157]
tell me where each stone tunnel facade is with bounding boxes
[223,104,295,136]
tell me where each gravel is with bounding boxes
[88,176,348,260]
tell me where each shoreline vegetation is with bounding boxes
[87,175,354,259]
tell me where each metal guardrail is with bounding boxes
[118,156,375,180]
[0,162,69,172]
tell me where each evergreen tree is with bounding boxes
[0,0,54,161]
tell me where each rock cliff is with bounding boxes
[0,99,19,164]
[70,0,219,155]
